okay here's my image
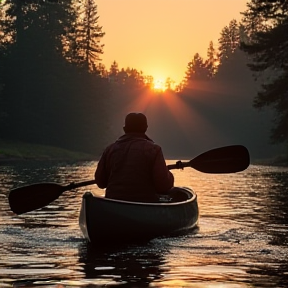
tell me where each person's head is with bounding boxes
[123,112,148,133]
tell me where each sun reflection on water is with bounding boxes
[0,161,288,287]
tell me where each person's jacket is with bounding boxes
[94,133,174,202]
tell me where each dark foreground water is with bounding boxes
[0,160,288,287]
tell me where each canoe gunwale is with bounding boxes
[84,186,196,207]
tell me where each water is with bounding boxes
[0,160,288,287]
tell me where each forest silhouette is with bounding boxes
[0,1,285,160]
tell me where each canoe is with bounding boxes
[79,187,199,244]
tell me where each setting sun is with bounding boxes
[153,78,166,91]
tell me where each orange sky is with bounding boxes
[96,0,248,85]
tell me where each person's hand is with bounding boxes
[176,160,184,170]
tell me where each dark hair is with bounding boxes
[124,112,148,133]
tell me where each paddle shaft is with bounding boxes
[167,161,192,170]
[63,179,96,191]
[8,145,249,214]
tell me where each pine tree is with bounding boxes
[126,68,145,87]
[241,0,288,149]
[165,77,175,91]
[205,41,218,78]
[185,53,209,84]
[0,0,76,142]
[65,0,105,73]
[0,0,110,154]
[218,19,240,62]
[108,61,119,83]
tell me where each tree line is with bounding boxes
[0,0,287,159]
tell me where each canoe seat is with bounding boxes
[158,187,192,203]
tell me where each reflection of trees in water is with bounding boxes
[249,169,288,225]
[248,170,288,287]
[1,160,95,191]
[247,261,288,287]
[236,169,288,287]
[261,171,288,246]
[1,161,64,191]
[78,242,168,287]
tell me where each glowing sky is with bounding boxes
[96,0,248,85]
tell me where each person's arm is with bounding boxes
[152,147,174,193]
[94,149,109,189]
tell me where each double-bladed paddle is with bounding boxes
[166,145,249,173]
[8,145,249,215]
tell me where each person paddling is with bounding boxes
[94,112,174,202]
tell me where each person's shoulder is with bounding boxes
[103,141,117,153]
[144,139,162,151]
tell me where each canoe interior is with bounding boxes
[79,187,199,245]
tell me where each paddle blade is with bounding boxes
[190,145,250,173]
[9,183,65,215]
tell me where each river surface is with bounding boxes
[0,160,288,287]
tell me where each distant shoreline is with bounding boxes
[1,139,287,166]
[251,158,288,167]
[0,155,96,162]
[0,139,97,162]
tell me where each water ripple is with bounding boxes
[0,161,287,287]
